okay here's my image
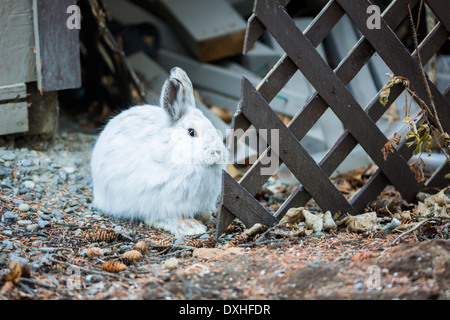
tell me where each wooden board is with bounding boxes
[103,0,189,55]
[155,0,247,61]
[0,0,37,86]
[33,0,81,92]
[0,83,28,135]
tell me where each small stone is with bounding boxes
[0,166,11,179]
[164,257,179,270]
[18,203,30,212]
[1,211,19,225]
[23,181,35,189]
[63,167,76,174]
[58,171,67,181]
[13,199,24,206]
[1,151,16,161]
[9,254,29,265]
[37,219,51,228]
[1,179,12,189]
[2,240,14,250]
[21,159,32,167]
[17,219,32,226]
[39,213,52,221]
[27,224,41,232]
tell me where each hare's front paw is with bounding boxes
[195,211,212,224]
[147,218,207,237]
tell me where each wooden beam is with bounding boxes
[0,83,28,135]
[155,0,247,62]
[33,0,81,92]
[0,0,36,86]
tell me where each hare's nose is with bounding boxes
[211,149,221,156]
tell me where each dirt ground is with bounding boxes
[0,116,449,301]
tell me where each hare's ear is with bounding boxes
[169,67,195,108]
[160,78,185,122]
[160,67,195,122]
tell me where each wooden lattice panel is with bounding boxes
[216,0,450,236]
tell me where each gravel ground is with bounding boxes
[0,117,449,301]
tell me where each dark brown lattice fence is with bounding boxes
[216,0,450,235]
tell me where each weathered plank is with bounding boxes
[221,171,278,230]
[26,82,59,138]
[33,0,81,92]
[0,0,36,86]
[103,0,189,55]
[0,83,28,102]
[155,0,247,62]
[0,83,28,135]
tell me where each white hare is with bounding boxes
[91,67,226,236]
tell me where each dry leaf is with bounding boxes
[102,260,127,273]
[323,211,337,230]
[243,223,267,236]
[303,210,323,233]
[340,212,378,233]
[280,207,304,226]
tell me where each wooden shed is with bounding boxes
[0,0,81,137]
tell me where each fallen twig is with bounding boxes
[19,277,56,289]
[390,218,433,246]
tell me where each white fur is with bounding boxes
[90,68,226,236]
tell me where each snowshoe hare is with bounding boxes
[91,67,226,236]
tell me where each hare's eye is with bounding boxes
[188,128,196,137]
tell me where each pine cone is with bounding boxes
[225,220,245,234]
[89,228,117,243]
[202,235,217,248]
[4,261,22,284]
[151,238,172,251]
[229,233,249,247]
[133,241,150,254]
[122,250,143,264]
[86,247,104,259]
[186,239,203,248]
[102,260,127,273]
